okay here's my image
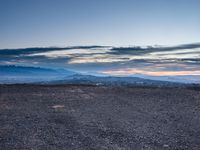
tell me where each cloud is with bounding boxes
[28,48,111,58]
[109,43,200,55]
[100,68,200,76]
[0,43,200,76]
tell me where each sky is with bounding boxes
[0,0,200,83]
[0,0,200,49]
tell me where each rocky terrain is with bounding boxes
[0,84,200,150]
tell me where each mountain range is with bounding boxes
[0,65,194,87]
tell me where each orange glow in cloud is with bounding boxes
[101,68,200,76]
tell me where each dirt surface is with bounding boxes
[0,85,200,150]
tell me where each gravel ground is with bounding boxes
[0,84,200,150]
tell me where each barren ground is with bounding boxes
[0,85,200,150]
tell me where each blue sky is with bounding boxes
[0,0,200,48]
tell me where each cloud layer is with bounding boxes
[0,44,200,78]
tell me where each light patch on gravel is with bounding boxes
[52,105,65,109]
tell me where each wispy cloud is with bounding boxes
[101,68,200,76]
[28,48,111,58]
